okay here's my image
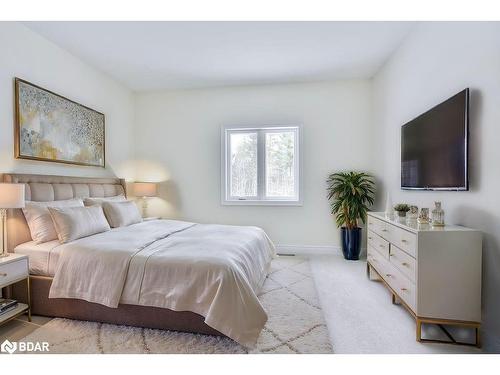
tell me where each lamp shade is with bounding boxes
[133,182,157,197]
[0,183,25,208]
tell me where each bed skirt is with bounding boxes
[9,275,225,338]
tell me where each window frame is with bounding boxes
[221,124,302,206]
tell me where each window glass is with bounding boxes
[265,131,295,198]
[230,132,258,197]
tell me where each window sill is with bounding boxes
[221,199,303,206]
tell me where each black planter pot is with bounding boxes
[340,227,362,260]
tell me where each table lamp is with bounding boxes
[133,182,157,217]
[0,183,25,258]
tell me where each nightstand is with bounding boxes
[0,254,31,326]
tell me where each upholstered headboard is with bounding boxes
[1,173,126,252]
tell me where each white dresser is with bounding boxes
[366,212,482,347]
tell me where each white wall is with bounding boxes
[134,80,376,249]
[0,22,135,179]
[373,22,500,352]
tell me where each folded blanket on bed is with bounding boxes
[49,219,275,347]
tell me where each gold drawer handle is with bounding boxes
[401,287,408,292]
[0,272,7,277]
[401,239,408,243]
[402,262,409,267]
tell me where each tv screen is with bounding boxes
[401,89,469,190]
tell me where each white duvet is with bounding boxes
[49,219,275,347]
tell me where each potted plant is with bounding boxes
[327,171,375,260]
[394,203,410,218]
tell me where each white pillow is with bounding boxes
[48,205,111,244]
[22,198,84,244]
[83,195,126,206]
[102,201,142,228]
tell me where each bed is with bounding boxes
[3,173,275,347]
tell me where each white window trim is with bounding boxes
[221,124,303,206]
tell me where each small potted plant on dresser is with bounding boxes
[394,203,410,219]
[327,171,375,260]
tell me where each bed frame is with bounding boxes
[2,173,223,338]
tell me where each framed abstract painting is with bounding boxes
[14,78,105,167]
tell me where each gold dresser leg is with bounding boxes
[416,319,422,342]
[416,318,480,347]
[391,293,401,305]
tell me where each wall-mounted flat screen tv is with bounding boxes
[401,88,469,191]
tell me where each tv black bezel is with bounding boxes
[400,88,469,191]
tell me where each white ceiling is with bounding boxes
[24,22,416,91]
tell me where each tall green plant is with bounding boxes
[327,172,375,229]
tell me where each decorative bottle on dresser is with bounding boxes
[431,201,445,226]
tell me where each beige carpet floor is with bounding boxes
[21,256,333,354]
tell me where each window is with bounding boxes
[222,125,301,205]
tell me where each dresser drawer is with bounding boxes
[367,216,391,240]
[382,261,416,312]
[395,270,416,313]
[390,245,416,282]
[389,226,417,258]
[367,230,390,259]
[367,245,389,276]
[0,257,28,288]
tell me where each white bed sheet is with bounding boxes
[49,219,275,347]
[14,240,62,276]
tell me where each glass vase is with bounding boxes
[431,201,445,227]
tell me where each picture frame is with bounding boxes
[14,78,105,167]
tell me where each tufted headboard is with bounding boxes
[1,173,126,252]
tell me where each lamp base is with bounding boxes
[142,197,149,218]
[1,208,7,258]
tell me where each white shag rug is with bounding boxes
[21,256,333,354]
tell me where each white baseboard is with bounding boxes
[275,245,341,255]
[275,244,367,257]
